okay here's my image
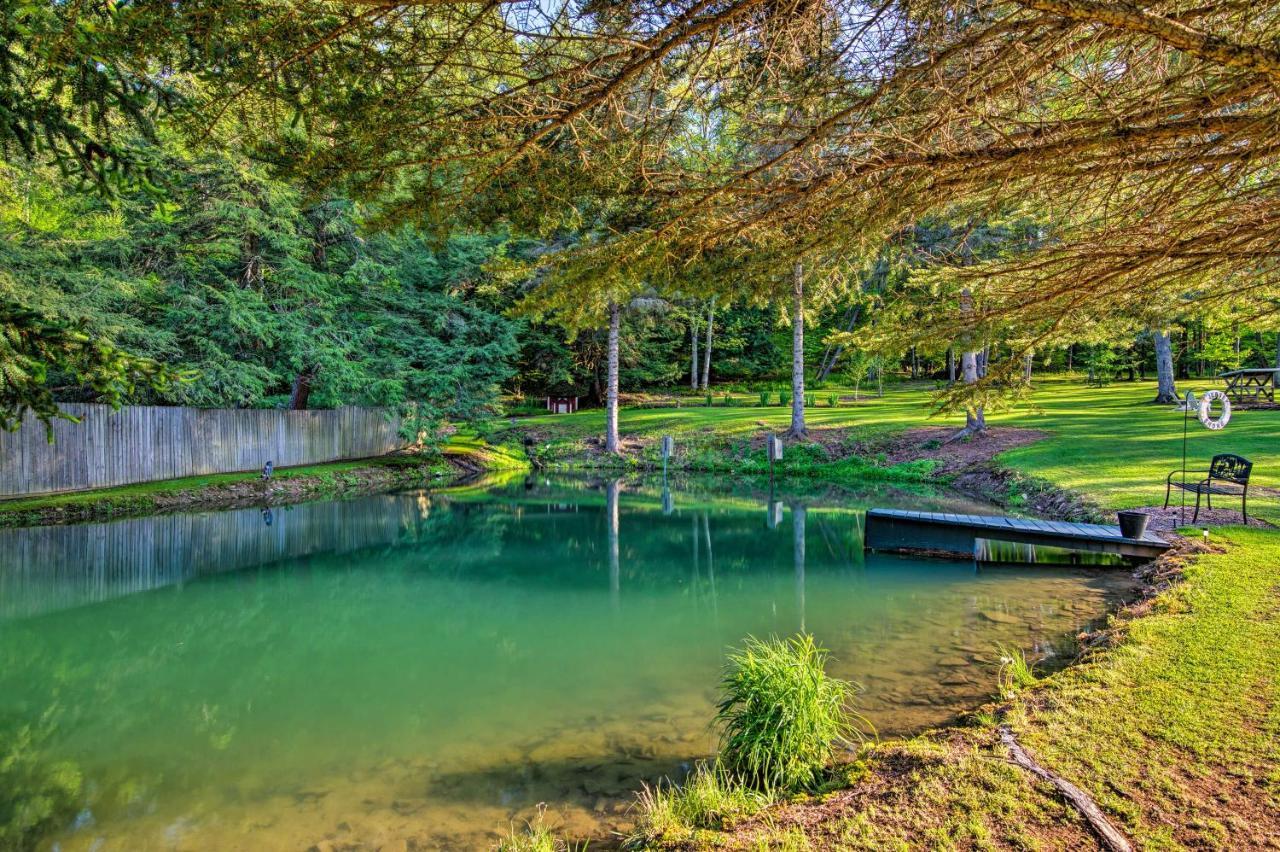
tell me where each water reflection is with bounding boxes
[0,476,1138,851]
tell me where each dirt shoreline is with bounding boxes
[0,454,473,528]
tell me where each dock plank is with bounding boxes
[864,508,1170,561]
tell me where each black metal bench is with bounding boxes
[1164,453,1253,523]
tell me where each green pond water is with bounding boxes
[0,475,1138,851]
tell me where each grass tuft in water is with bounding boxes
[996,644,1040,699]
[496,804,583,852]
[628,762,771,846]
[716,634,861,792]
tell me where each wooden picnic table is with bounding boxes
[1219,368,1280,404]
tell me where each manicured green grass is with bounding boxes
[443,432,530,470]
[514,377,1280,522]
[1006,526,1280,846]
[988,381,1278,519]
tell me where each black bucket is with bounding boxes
[1117,511,1151,539]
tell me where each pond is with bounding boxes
[0,475,1138,850]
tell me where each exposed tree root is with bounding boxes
[999,725,1134,852]
[943,424,985,444]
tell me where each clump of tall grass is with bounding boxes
[997,644,1040,699]
[628,762,770,846]
[496,805,579,852]
[759,390,772,406]
[778,390,790,407]
[716,634,861,791]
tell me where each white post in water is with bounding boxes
[661,435,674,479]
[767,434,783,484]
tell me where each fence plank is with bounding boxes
[0,405,405,498]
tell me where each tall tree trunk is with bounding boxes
[1275,331,1280,369]
[947,347,956,384]
[701,296,715,391]
[910,346,918,379]
[1023,350,1034,383]
[788,262,807,438]
[1152,329,1178,403]
[951,288,985,440]
[288,366,317,410]
[605,301,621,454]
[961,350,986,434]
[1066,343,1073,372]
[690,314,700,390]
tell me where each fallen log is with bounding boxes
[999,725,1134,852]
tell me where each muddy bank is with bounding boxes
[0,454,466,528]
[851,426,1109,523]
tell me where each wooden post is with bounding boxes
[767,434,784,485]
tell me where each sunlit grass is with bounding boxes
[996,644,1040,700]
[628,763,772,846]
[495,804,584,852]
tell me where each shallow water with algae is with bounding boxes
[0,476,1137,850]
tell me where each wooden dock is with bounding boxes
[864,509,1171,562]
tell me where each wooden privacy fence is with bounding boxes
[0,404,406,498]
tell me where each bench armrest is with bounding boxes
[1167,468,1210,483]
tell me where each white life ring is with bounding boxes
[1198,389,1231,430]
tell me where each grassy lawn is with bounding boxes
[513,377,1280,522]
[720,526,1280,850]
